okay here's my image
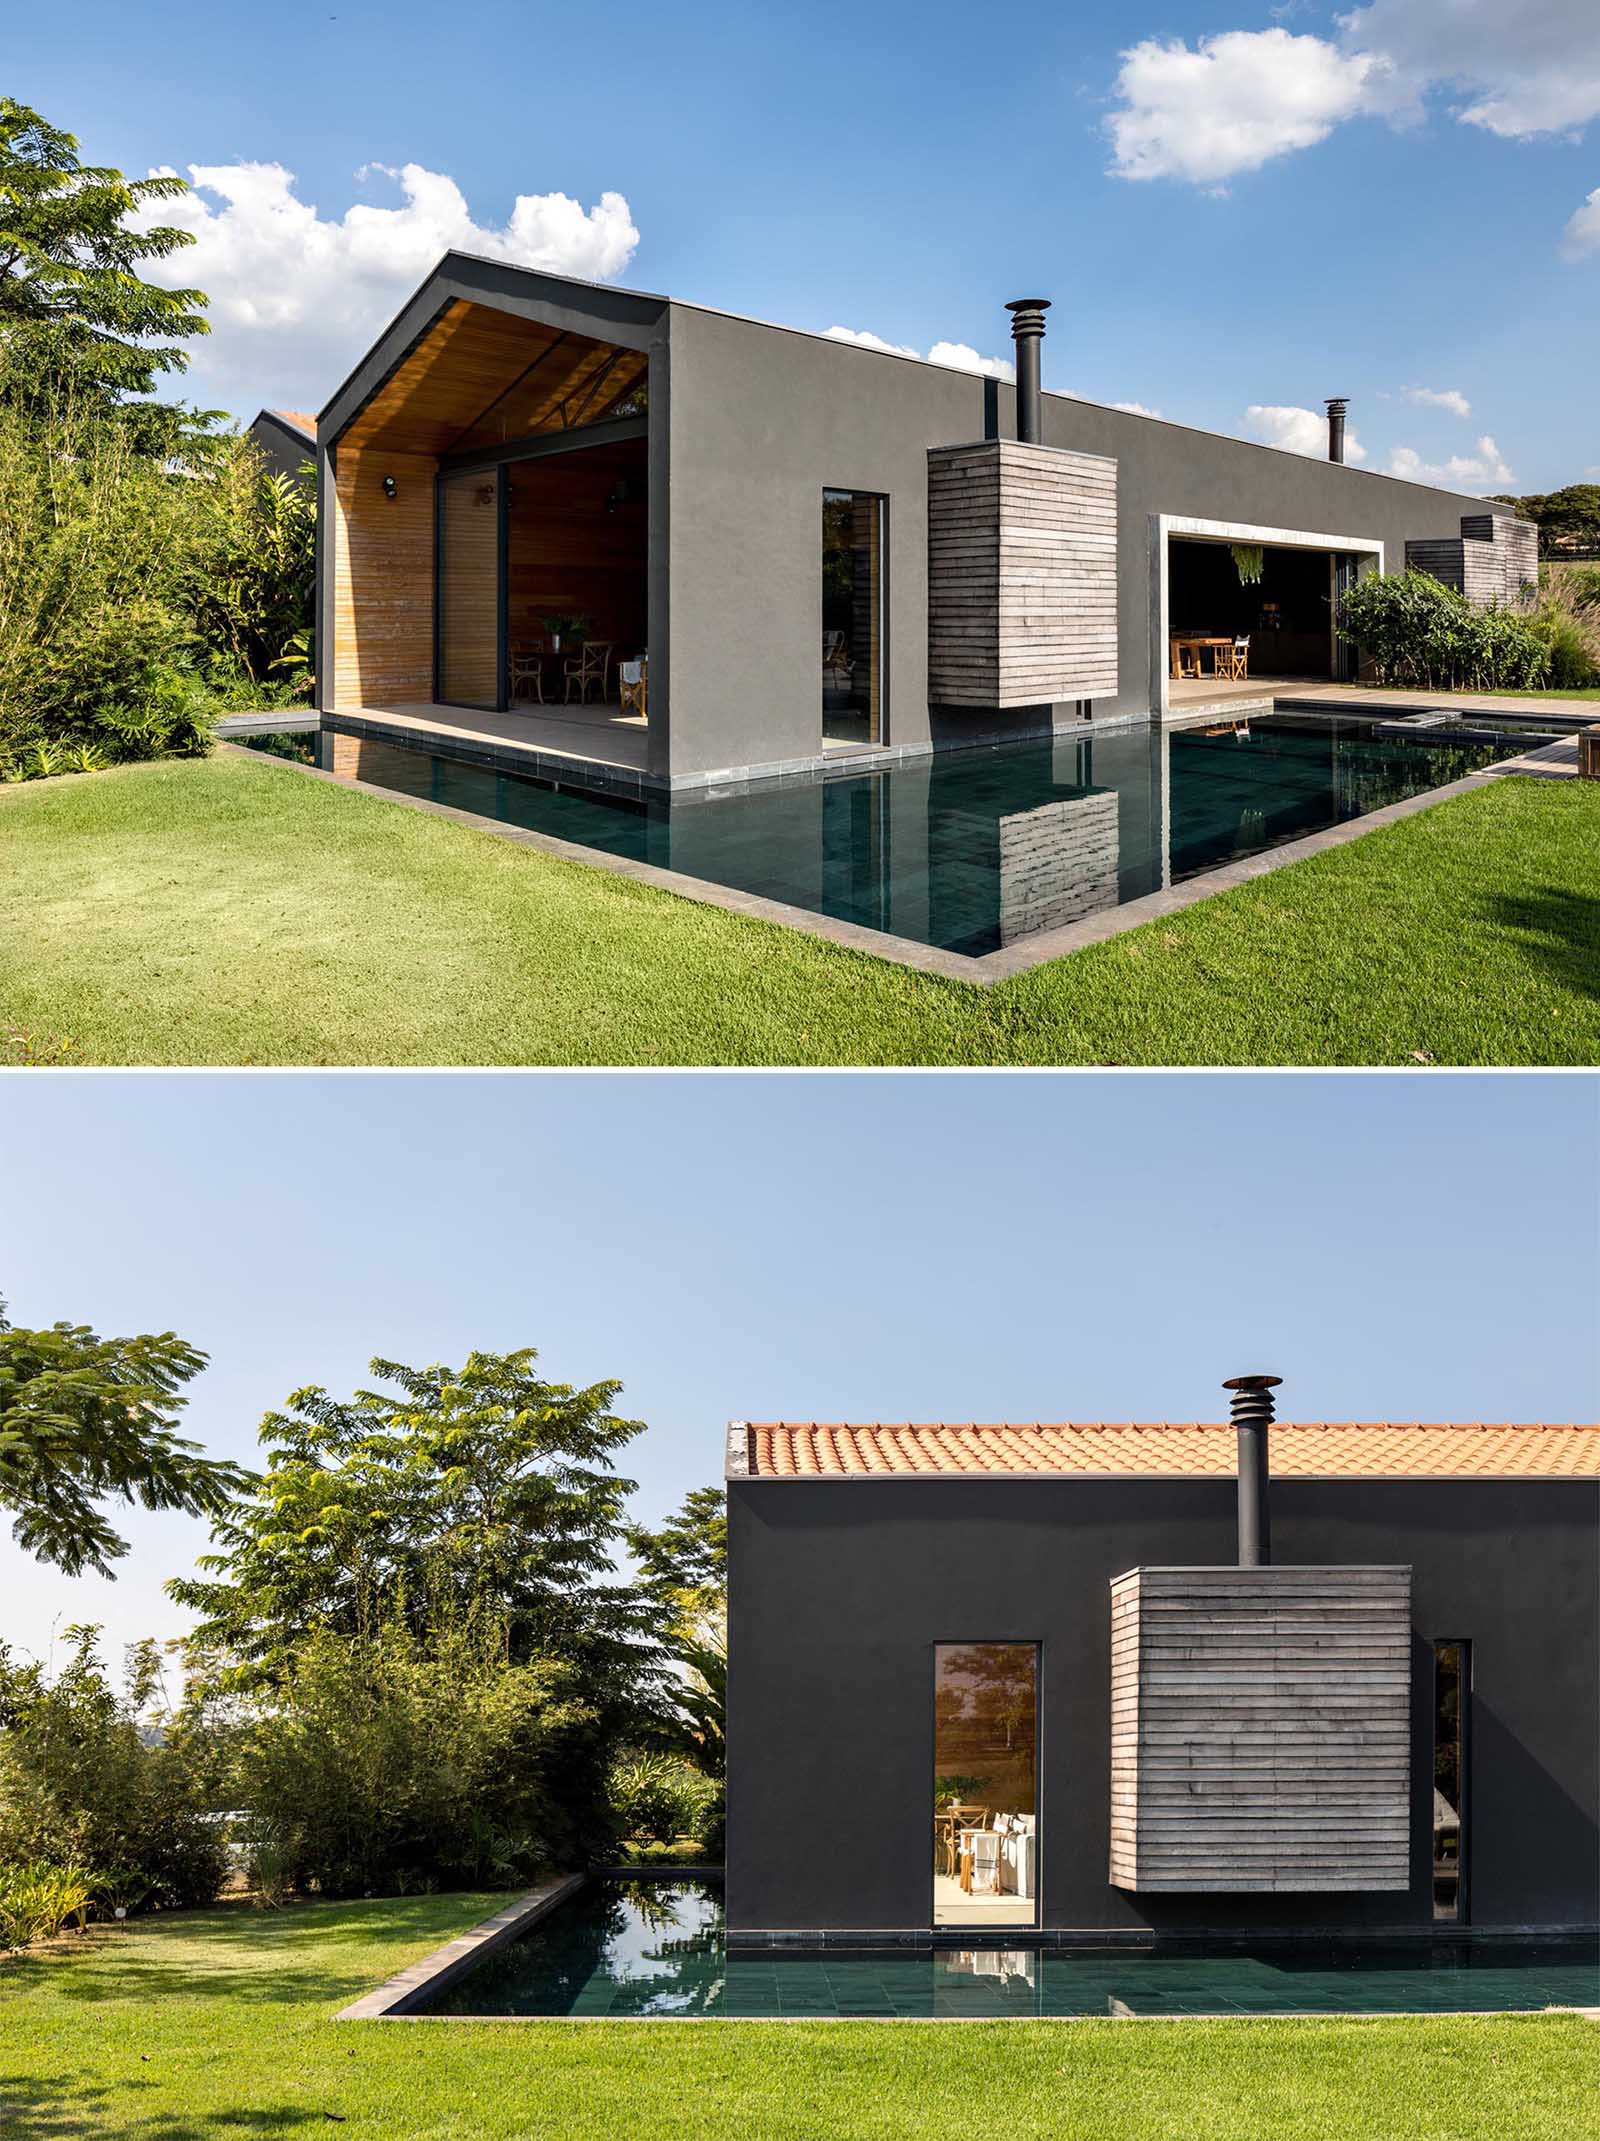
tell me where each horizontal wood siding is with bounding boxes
[1108,1565,1412,1894]
[333,449,437,706]
[1405,515,1539,611]
[928,441,1118,708]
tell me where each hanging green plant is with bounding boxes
[1231,544,1265,586]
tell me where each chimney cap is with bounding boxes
[1005,298,1051,321]
[1324,396,1349,410]
[1223,1374,1282,1391]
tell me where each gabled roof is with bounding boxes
[269,410,317,439]
[731,1420,1600,1480]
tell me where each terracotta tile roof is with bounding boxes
[737,1421,1600,1480]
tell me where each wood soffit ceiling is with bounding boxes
[337,299,648,457]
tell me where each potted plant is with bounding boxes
[542,612,591,653]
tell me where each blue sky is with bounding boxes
[3,1072,1595,1671]
[8,0,1598,489]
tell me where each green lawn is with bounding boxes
[2,751,1598,1065]
[0,1896,1594,2140]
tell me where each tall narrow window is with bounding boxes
[822,490,884,746]
[1433,1641,1469,1922]
[933,1643,1037,1927]
[438,467,502,709]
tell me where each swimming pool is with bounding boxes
[415,1880,1599,2019]
[326,713,1540,961]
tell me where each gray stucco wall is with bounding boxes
[725,1475,1598,1938]
[664,305,979,777]
[315,264,1528,780]
[1030,387,1512,721]
[663,304,1517,769]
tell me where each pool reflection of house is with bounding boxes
[314,257,1539,796]
[724,1383,1599,1944]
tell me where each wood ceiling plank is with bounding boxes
[338,300,647,457]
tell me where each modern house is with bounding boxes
[724,1383,1599,1944]
[313,255,1539,794]
[249,407,318,484]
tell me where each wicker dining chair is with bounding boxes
[564,640,613,704]
[508,643,545,705]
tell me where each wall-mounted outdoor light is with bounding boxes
[382,474,398,499]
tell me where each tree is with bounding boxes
[0,1297,244,1578]
[627,1486,726,1621]
[1486,485,1600,557]
[0,98,210,455]
[628,1487,727,1776]
[168,1348,662,1707]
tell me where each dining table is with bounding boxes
[1169,634,1237,679]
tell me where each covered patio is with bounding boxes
[320,271,663,781]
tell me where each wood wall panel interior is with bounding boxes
[1109,1565,1412,1895]
[338,299,647,457]
[505,440,648,671]
[332,449,437,707]
[929,441,1118,708]
[438,470,500,706]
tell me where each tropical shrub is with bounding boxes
[0,1629,230,1912]
[234,1613,614,1899]
[0,1859,93,1948]
[1336,569,1550,691]
[0,389,314,781]
[608,1751,719,1846]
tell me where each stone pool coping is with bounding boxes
[221,730,1578,990]
[334,1874,585,2020]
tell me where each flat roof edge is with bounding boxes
[312,249,1531,522]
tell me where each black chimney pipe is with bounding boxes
[1006,299,1050,446]
[1325,398,1348,464]
[1223,1374,1281,1567]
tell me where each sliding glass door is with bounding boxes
[933,1643,1038,1926]
[437,467,503,709]
[822,489,884,745]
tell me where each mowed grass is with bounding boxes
[0,1896,1595,2141]
[2,751,1597,1065]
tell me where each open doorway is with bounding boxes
[503,437,648,734]
[1167,537,1341,699]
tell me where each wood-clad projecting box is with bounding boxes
[927,440,1118,708]
[1109,1564,1411,1894]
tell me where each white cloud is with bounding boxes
[1403,385,1471,417]
[824,326,1014,380]
[1338,0,1600,139]
[1111,400,1164,418]
[927,339,1015,380]
[1107,30,1380,184]
[1563,185,1600,258]
[1107,2,1600,187]
[1387,435,1514,491]
[1243,403,1368,462]
[141,160,639,412]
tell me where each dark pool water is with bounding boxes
[419,1881,1599,2019]
[332,714,1538,959]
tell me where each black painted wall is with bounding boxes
[725,1476,1599,1935]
